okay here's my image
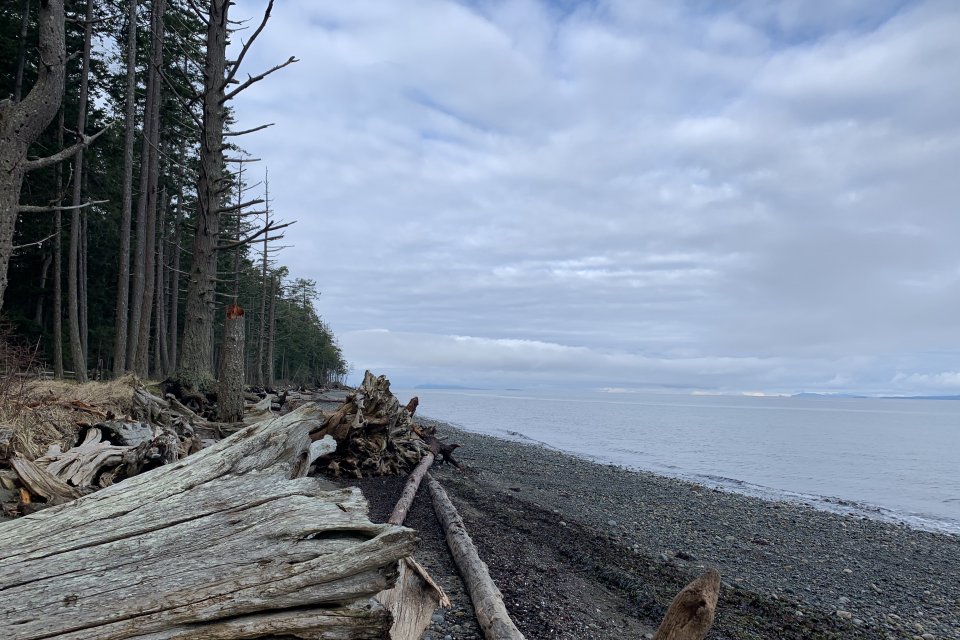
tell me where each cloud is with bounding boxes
[227,0,960,394]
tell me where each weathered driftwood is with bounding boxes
[428,473,526,640]
[0,404,418,639]
[9,454,83,504]
[311,371,429,478]
[375,451,449,640]
[652,568,721,640]
[389,451,435,526]
[35,427,128,488]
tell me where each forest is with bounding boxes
[0,0,346,389]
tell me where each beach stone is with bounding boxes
[836,610,853,620]
[431,612,445,624]
[843,568,853,574]
[921,634,934,639]
[608,519,617,526]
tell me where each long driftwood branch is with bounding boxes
[428,473,526,640]
[0,404,418,639]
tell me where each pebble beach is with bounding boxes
[347,415,960,639]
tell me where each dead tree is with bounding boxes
[176,0,295,392]
[217,303,245,422]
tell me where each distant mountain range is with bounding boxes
[793,392,960,400]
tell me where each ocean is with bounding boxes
[396,388,960,535]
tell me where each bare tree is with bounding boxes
[254,169,270,387]
[176,0,294,391]
[112,0,138,375]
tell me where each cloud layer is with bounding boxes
[229,0,960,394]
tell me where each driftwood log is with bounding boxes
[310,371,429,478]
[428,473,525,640]
[0,404,418,639]
[652,568,721,640]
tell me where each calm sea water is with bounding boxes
[396,388,960,535]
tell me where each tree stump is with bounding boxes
[217,303,245,422]
[0,404,417,639]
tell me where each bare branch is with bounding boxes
[224,0,274,87]
[216,220,294,251]
[183,0,209,25]
[217,198,264,214]
[224,157,261,163]
[19,199,109,214]
[224,123,275,137]
[13,232,58,251]
[24,123,114,172]
[223,56,298,103]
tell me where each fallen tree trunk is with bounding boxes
[389,451,435,526]
[428,473,525,640]
[0,404,418,639]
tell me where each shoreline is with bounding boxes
[455,421,960,538]
[358,415,960,639]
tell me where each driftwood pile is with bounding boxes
[308,370,431,478]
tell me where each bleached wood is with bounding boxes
[0,404,417,639]
[389,451,435,526]
[428,474,526,640]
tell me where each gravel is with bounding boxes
[341,413,960,639]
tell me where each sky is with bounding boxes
[228,0,960,395]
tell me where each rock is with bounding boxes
[836,610,853,620]
[431,612,445,624]
[607,519,617,526]
[842,568,853,574]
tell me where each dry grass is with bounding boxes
[0,375,140,459]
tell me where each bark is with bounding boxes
[389,452,434,526]
[67,0,93,383]
[0,405,418,640]
[53,108,64,378]
[112,0,138,375]
[14,0,32,103]
[167,191,181,369]
[428,474,526,640]
[80,203,88,355]
[0,0,66,309]
[154,190,168,376]
[255,173,270,387]
[217,304,245,422]
[177,0,228,391]
[130,0,165,377]
[33,252,52,324]
[266,273,276,386]
[652,569,721,640]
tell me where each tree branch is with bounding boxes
[12,232,58,251]
[225,0,275,87]
[216,221,293,251]
[24,123,114,172]
[224,123,275,137]
[223,56,298,103]
[217,198,264,214]
[19,199,109,214]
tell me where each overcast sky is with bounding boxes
[228,0,960,395]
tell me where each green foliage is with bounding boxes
[0,0,347,385]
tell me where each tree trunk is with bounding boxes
[266,273,276,386]
[67,0,93,383]
[217,304,245,422]
[112,0,138,375]
[0,0,66,309]
[80,203,88,355]
[255,173,270,387]
[0,406,418,639]
[428,474,526,640]
[167,191,181,369]
[130,0,165,377]
[177,0,228,392]
[53,109,64,378]
[155,190,168,376]
[389,452,434,526]
[14,0,32,103]
[33,252,52,324]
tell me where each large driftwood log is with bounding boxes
[0,404,418,639]
[428,474,526,640]
[376,452,449,640]
[652,568,721,640]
